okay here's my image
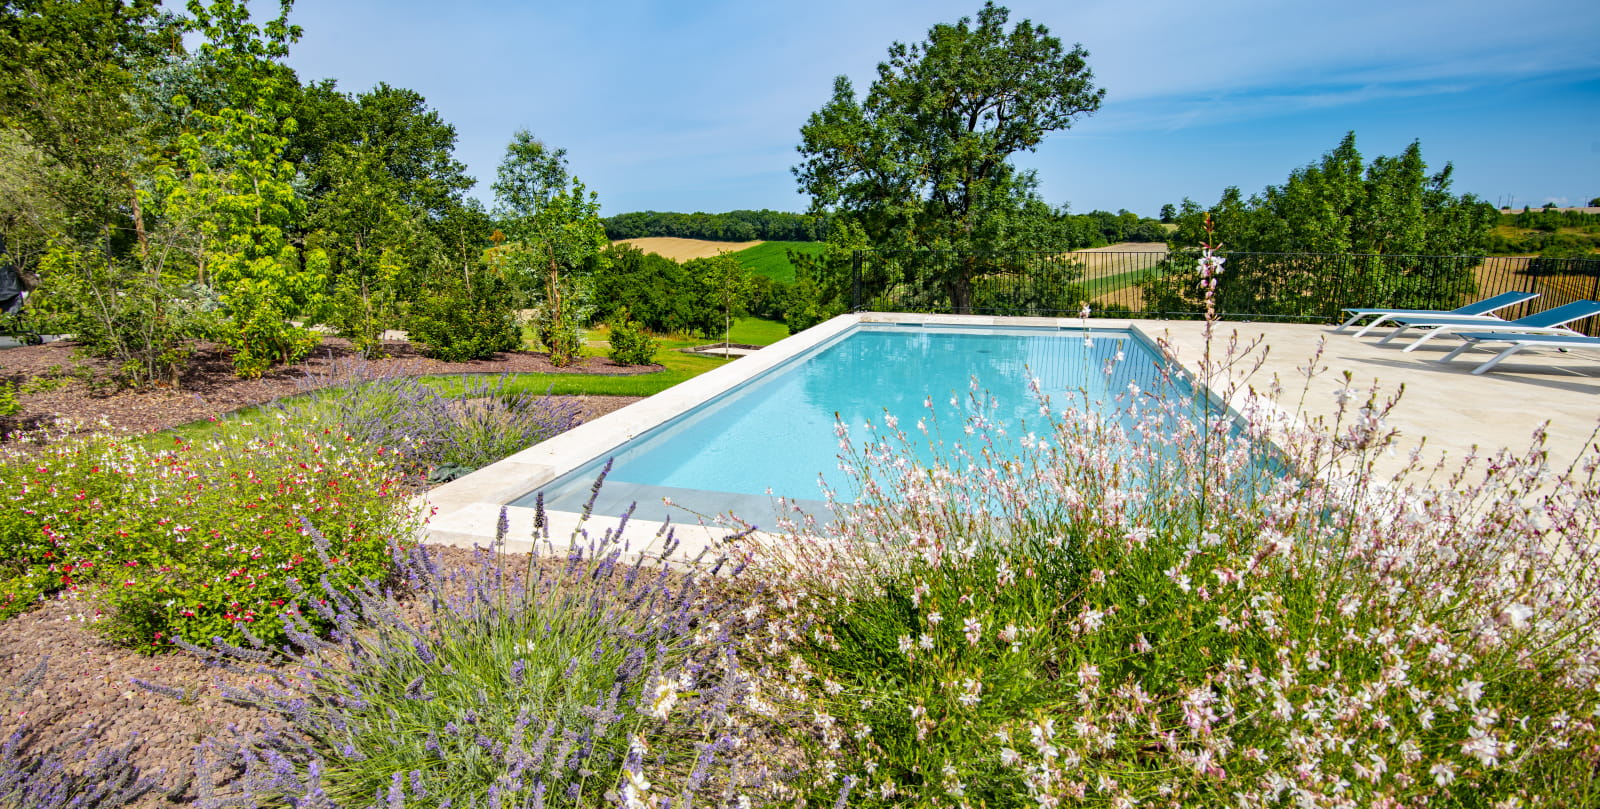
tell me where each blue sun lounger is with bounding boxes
[1438,332,1600,375]
[1336,291,1538,338]
[1378,299,1600,352]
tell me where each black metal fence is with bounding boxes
[851,250,1600,336]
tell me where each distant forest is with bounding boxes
[604,207,1169,246]
[603,210,830,242]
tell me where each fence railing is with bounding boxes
[850,249,1600,336]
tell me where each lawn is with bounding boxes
[727,240,824,283]
[162,317,794,443]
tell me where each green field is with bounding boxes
[727,241,824,283]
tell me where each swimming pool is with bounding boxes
[510,322,1186,526]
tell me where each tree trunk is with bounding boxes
[128,180,149,259]
[548,256,562,323]
[949,258,975,314]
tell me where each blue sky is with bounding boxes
[275,0,1600,219]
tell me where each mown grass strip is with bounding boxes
[160,318,792,442]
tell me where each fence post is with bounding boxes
[852,250,863,312]
[1588,260,1600,336]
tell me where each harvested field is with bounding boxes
[614,236,761,261]
[1075,243,1171,306]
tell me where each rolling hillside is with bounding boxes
[613,237,824,283]
[726,241,825,283]
[612,237,760,261]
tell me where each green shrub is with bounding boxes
[405,274,520,362]
[587,244,721,336]
[607,308,658,365]
[0,426,419,649]
[327,276,399,358]
[38,244,219,387]
[222,280,324,379]
[0,380,17,417]
[531,298,581,366]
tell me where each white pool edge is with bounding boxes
[417,312,1144,560]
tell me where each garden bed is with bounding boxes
[0,340,658,805]
[0,337,655,437]
[678,342,763,358]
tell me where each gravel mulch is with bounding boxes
[0,339,655,804]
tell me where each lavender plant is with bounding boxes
[0,660,161,809]
[750,225,1600,806]
[180,493,794,808]
[262,359,584,478]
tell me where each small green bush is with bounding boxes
[222,281,323,379]
[607,308,658,365]
[39,245,219,387]
[0,426,420,649]
[531,299,581,366]
[0,379,18,417]
[405,274,520,362]
[327,277,399,358]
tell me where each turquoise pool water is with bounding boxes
[512,324,1182,525]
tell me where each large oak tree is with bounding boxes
[794,2,1103,312]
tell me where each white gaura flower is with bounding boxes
[1461,727,1505,767]
[958,678,982,707]
[963,617,982,646]
[1496,603,1533,631]
[621,768,652,809]
[1430,761,1456,786]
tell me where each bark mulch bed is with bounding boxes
[0,337,652,436]
[0,546,527,807]
[0,339,655,805]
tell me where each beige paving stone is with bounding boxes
[1148,319,1600,479]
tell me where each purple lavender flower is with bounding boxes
[404,674,433,701]
[177,483,764,808]
[387,772,405,809]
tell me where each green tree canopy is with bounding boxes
[491,131,606,365]
[0,0,175,251]
[1168,132,1493,257]
[794,1,1103,311]
[1151,133,1498,319]
[491,131,607,299]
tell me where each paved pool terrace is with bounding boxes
[419,313,1600,558]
